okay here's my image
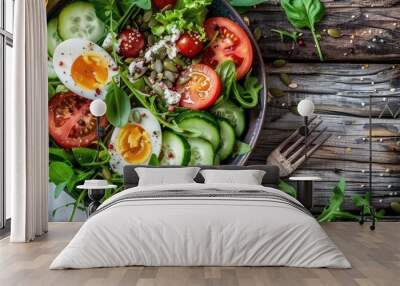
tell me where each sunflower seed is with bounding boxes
[143,10,153,23]
[253,27,262,42]
[163,59,178,72]
[155,59,163,73]
[164,70,177,82]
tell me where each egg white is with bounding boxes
[109,108,162,175]
[53,38,118,100]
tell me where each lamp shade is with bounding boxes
[297,99,315,117]
[90,99,107,117]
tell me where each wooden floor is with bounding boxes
[0,222,399,286]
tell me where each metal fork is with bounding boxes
[267,116,331,177]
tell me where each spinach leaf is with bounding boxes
[280,0,325,61]
[49,161,74,185]
[229,0,266,6]
[235,73,261,109]
[54,182,67,199]
[278,180,297,197]
[89,0,121,29]
[119,0,151,11]
[215,60,236,106]
[49,147,75,163]
[317,178,358,222]
[72,147,97,165]
[105,80,131,127]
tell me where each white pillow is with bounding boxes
[200,169,266,185]
[135,167,200,186]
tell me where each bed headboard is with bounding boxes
[123,165,280,189]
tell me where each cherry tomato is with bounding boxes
[48,92,107,149]
[118,28,145,58]
[202,17,253,80]
[176,33,204,58]
[153,0,176,10]
[177,64,221,110]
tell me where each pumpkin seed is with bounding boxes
[132,110,142,123]
[253,27,262,42]
[155,59,163,73]
[279,73,290,86]
[143,76,153,87]
[270,88,286,97]
[327,28,342,38]
[152,84,164,96]
[173,56,186,67]
[391,202,400,213]
[143,10,153,23]
[164,80,173,88]
[147,35,155,46]
[157,47,167,59]
[177,75,191,85]
[163,59,178,72]
[157,72,164,81]
[164,70,177,82]
[272,59,286,68]
[125,57,134,64]
[288,82,298,89]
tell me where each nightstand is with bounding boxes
[77,181,117,215]
[289,176,322,210]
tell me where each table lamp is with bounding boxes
[297,99,315,160]
[89,99,107,154]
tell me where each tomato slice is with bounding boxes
[49,92,107,149]
[202,17,253,80]
[177,64,221,110]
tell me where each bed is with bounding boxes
[50,165,351,269]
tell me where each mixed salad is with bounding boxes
[48,0,262,208]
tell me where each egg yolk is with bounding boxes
[116,124,152,164]
[71,51,109,91]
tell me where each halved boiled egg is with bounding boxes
[53,38,118,100]
[109,108,162,175]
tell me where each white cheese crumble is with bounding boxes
[144,26,181,62]
[102,33,113,50]
[163,88,182,105]
[128,60,145,75]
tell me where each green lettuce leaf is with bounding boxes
[152,0,212,39]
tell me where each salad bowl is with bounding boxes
[46,0,267,167]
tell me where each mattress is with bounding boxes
[50,183,351,269]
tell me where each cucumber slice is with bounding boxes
[58,2,105,42]
[160,130,191,166]
[177,117,220,150]
[48,60,58,80]
[47,18,63,56]
[211,100,246,137]
[217,119,236,161]
[176,110,218,126]
[188,138,215,166]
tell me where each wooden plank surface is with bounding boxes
[1,222,400,286]
[248,2,400,61]
[247,63,400,211]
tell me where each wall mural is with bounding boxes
[47,0,400,221]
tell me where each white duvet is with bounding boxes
[50,183,351,269]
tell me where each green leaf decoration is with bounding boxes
[352,193,385,221]
[105,80,131,127]
[215,60,236,106]
[49,147,75,163]
[236,73,262,109]
[280,0,325,61]
[278,180,297,197]
[317,178,359,222]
